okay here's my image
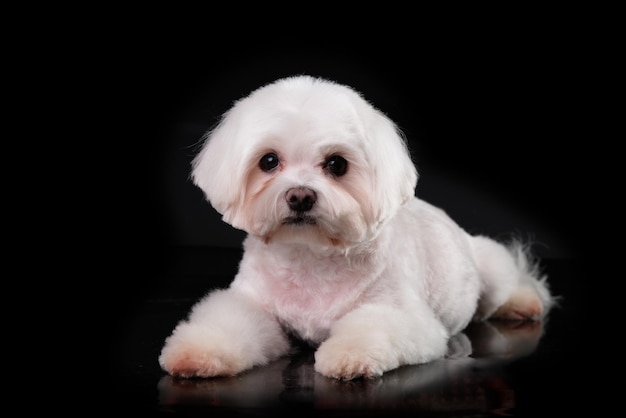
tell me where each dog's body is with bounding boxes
[159,75,553,380]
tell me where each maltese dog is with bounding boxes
[159,75,554,380]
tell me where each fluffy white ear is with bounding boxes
[190,106,249,224]
[356,99,418,229]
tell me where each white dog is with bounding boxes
[159,75,554,380]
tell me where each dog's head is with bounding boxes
[192,75,417,250]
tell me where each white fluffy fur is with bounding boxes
[159,75,554,380]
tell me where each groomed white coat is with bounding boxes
[159,75,554,380]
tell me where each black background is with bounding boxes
[23,7,593,415]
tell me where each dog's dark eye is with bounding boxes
[259,153,280,172]
[324,155,348,177]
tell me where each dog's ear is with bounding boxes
[357,101,418,229]
[191,106,249,225]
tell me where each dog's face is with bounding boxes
[191,76,418,250]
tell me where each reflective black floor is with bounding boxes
[109,247,582,417]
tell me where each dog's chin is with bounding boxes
[261,215,347,250]
[282,214,317,226]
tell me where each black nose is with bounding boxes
[285,187,317,212]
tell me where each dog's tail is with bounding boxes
[470,235,556,321]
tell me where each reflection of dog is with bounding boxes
[159,75,554,380]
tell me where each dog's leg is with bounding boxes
[159,289,290,378]
[314,303,449,380]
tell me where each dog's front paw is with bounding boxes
[159,349,241,378]
[314,336,393,380]
[159,323,252,378]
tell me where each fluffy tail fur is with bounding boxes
[471,235,555,321]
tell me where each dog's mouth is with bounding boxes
[283,214,317,225]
